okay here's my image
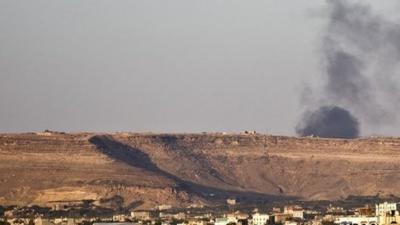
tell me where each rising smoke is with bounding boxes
[296,105,359,139]
[297,0,400,138]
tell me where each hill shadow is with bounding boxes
[89,135,298,203]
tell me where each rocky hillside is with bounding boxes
[1,132,400,209]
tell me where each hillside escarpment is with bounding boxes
[0,132,400,209]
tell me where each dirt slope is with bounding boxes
[1,132,400,209]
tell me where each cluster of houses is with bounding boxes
[2,202,400,225]
[335,202,400,225]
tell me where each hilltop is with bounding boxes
[1,132,400,209]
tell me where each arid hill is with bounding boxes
[1,132,400,209]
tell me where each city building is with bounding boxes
[215,218,229,225]
[377,214,400,225]
[355,206,374,217]
[131,210,152,220]
[157,205,172,211]
[252,213,269,225]
[335,216,377,225]
[327,205,347,215]
[375,202,400,217]
[284,206,304,219]
[227,198,237,206]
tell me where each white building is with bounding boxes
[284,206,304,219]
[215,218,229,225]
[375,202,400,217]
[252,213,269,225]
[335,216,378,225]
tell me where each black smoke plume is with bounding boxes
[297,0,400,138]
[296,105,359,139]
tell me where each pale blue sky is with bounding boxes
[0,0,398,135]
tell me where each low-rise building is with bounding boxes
[227,198,237,206]
[215,218,229,225]
[113,214,127,222]
[326,205,346,215]
[214,216,237,225]
[377,214,400,225]
[252,213,269,225]
[93,223,138,225]
[274,213,292,224]
[272,208,281,214]
[335,216,378,225]
[284,206,304,219]
[157,205,172,211]
[354,206,374,217]
[284,221,298,225]
[131,210,153,220]
[8,218,28,225]
[187,219,208,225]
[233,212,249,220]
[375,202,400,217]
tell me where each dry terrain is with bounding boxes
[1,132,400,209]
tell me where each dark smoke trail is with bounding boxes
[297,0,400,138]
[296,105,359,139]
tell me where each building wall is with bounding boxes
[335,216,378,225]
[377,215,400,225]
[375,202,399,217]
[252,213,269,225]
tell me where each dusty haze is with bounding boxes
[0,0,399,136]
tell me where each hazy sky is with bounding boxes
[0,0,398,135]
